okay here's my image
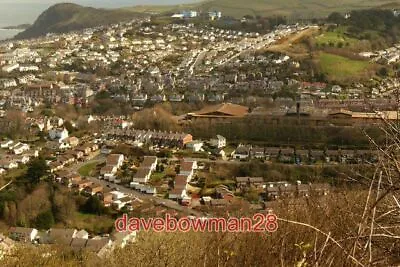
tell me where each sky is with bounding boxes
[0,0,199,26]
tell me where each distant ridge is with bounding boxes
[15,3,146,39]
[14,0,400,39]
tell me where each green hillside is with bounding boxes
[15,3,146,39]
[194,0,397,18]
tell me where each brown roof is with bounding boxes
[192,103,249,118]
[181,161,194,172]
[133,168,151,178]
[85,238,110,253]
[175,175,187,188]
[107,154,123,165]
[49,228,76,245]
[142,156,157,167]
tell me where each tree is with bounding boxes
[25,158,49,185]
[63,121,75,133]
[34,210,55,229]
[378,67,388,77]
[2,201,9,222]
[81,196,104,215]
[327,12,345,25]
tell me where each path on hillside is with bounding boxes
[266,27,319,58]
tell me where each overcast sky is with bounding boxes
[0,0,199,26]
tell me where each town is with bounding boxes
[0,3,399,266]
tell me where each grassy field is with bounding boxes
[315,27,359,47]
[194,0,396,18]
[317,52,374,82]
[78,162,98,177]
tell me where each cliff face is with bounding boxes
[15,3,144,39]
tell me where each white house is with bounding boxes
[11,143,30,155]
[132,168,152,183]
[210,135,226,148]
[49,128,69,142]
[141,156,157,172]
[186,141,204,152]
[106,154,125,169]
[0,168,6,176]
[0,140,13,149]
[169,187,187,200]
[100,165,118,180]
[231,144,251,160]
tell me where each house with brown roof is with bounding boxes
[141,156,157,171]
[132,168,152,183]
[100,165,118,180]
[179,161,196,181]
[188,103,249,119]
[48,228,77,245]
[62,173,82,187]
[83,184,103,196]
[106,154,124,168]
[74,181,93,192]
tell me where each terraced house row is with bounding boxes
[105,127,193,148]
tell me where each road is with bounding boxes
[87,177,203,217]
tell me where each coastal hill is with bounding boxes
[15,3,146,39]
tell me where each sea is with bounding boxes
[0,29,23,41]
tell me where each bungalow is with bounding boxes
[169,187,187,200]
[62,173,82,187]
[106,154,124,168]
[141,156,157,171]
[74,181,94,192]
[9,227,38,243]
[84,184,103,196]
[100,165,118,180]
[132,168,152,183]
[179,162,196,181]
[232,144,251,160]
[48,228,77,245]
